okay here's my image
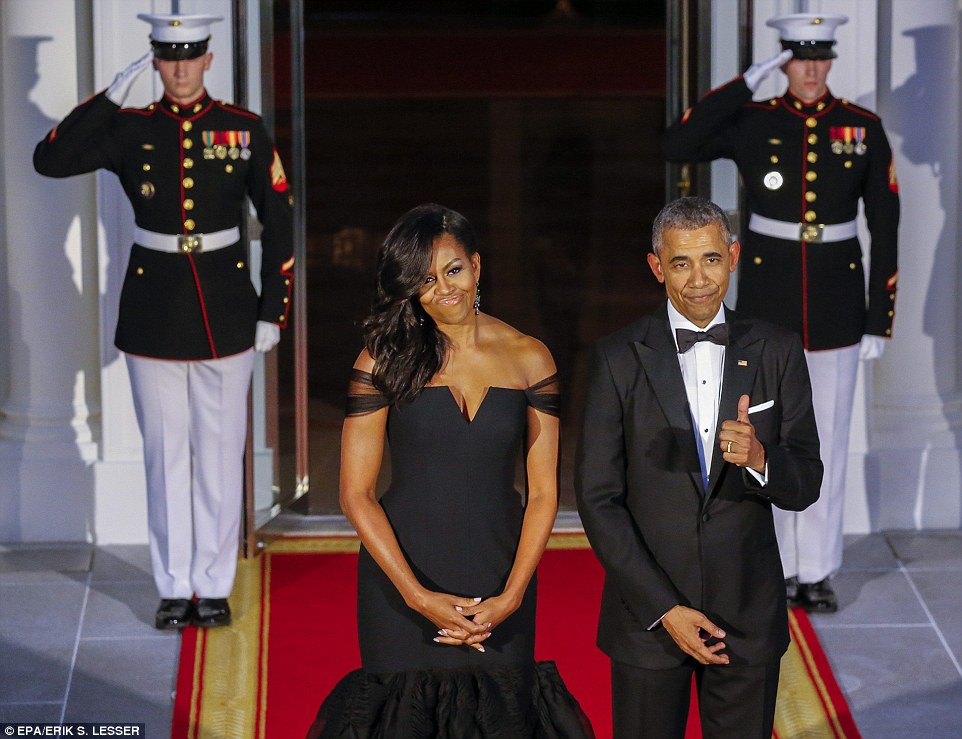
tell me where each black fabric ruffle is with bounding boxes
[306,661,594,739]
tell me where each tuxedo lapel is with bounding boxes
[706,314,763,498]
[632,308,703,494]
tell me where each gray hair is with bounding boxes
[651,197,733,255]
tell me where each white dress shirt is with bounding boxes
[667,301,727,481]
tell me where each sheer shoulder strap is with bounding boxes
[345,369,390,417]
[524,373,560,417]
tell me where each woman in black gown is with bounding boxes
[307,204,593,738]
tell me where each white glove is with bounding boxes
[859,335,887,361]
[106,51,154,106]
[743,49,794,93]
[254,321,281,353]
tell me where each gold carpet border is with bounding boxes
[188,629,204,738]
[773,609,850,738]
[258,555,272,738]
[191,556,264,738]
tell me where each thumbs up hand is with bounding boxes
[719,394,766,473]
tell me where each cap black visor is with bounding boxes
[151,38,210,61]
[781,39,837,60]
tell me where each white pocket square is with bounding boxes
[748,400,774,414]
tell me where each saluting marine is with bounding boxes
[663,14,899,613]
[34,14,294,630]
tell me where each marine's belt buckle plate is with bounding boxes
[800,224,823,243]
[178,234,202,253]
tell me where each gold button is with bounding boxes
[807,152,818,163]
[148,103,155,110]
[284,279,291,286]
[804,211,817,222]
[890,294,896,301]
[794,101,802,110]
[183,138,193,150]
[806,171,817,182]
[770,155,779,164]
[806,191,817,202]
[185,219,196,231]
[753,256,762,265]
[849,263,857,270]
[806,117,817,128]
[183,157,194,169]
[283,297,289,304]
[142,163,151,171]
[279,315,285,321]
[237,261,245,269]
[193,103,202,113]
[817,102,825,111]
[183,177,194,188]
[183,199,194,210]
[225,164,234,173]
[171,104,180,113]
[182,121,192,132]
[808,134,818,145]
[885,328,892,336]
[844,161,853,168]
[888,310,894,317]
[136,267,144,275]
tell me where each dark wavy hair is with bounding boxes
[362,203,480,405]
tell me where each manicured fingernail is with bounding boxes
[433,637,440,642]
[454,606,463,612]
[473,597,482,602]
[438,629,447,636]
[477,645,485,653]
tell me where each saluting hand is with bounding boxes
[719,394,766,473]
[743,49,794,93]
[106,51,154,106]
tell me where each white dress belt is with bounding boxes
[748,213,858,244]
[134,226,240,253]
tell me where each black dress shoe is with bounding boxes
[798,578,838,613]
[155,598,193,630]
[193,598,231,627]
[785,576,802,608]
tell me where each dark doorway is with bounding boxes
[274,1,668,516]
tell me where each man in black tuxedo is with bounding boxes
[576,197,822,738]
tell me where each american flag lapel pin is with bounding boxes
[738,359,748,366]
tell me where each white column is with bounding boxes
[0,0,100,541]
[869,0,962,529]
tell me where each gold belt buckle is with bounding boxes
[178,234,202,253]
[800,224,824,243]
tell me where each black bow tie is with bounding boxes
[675,324,729,353]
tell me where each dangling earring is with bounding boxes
[418,315,424,326]
[473,282,481,315]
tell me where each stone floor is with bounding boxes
[1,530,960,738]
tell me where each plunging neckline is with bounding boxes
[423,385,525,424]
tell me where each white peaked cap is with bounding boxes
[766,13,848,43]
[136,13,223,43]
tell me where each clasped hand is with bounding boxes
[661,605,729,665]
[718,394,766,473]
[415,590,520,653]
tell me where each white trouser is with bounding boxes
[126,350,255,599]
[774,344,859,584]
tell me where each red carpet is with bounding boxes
[172,536,858,738]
